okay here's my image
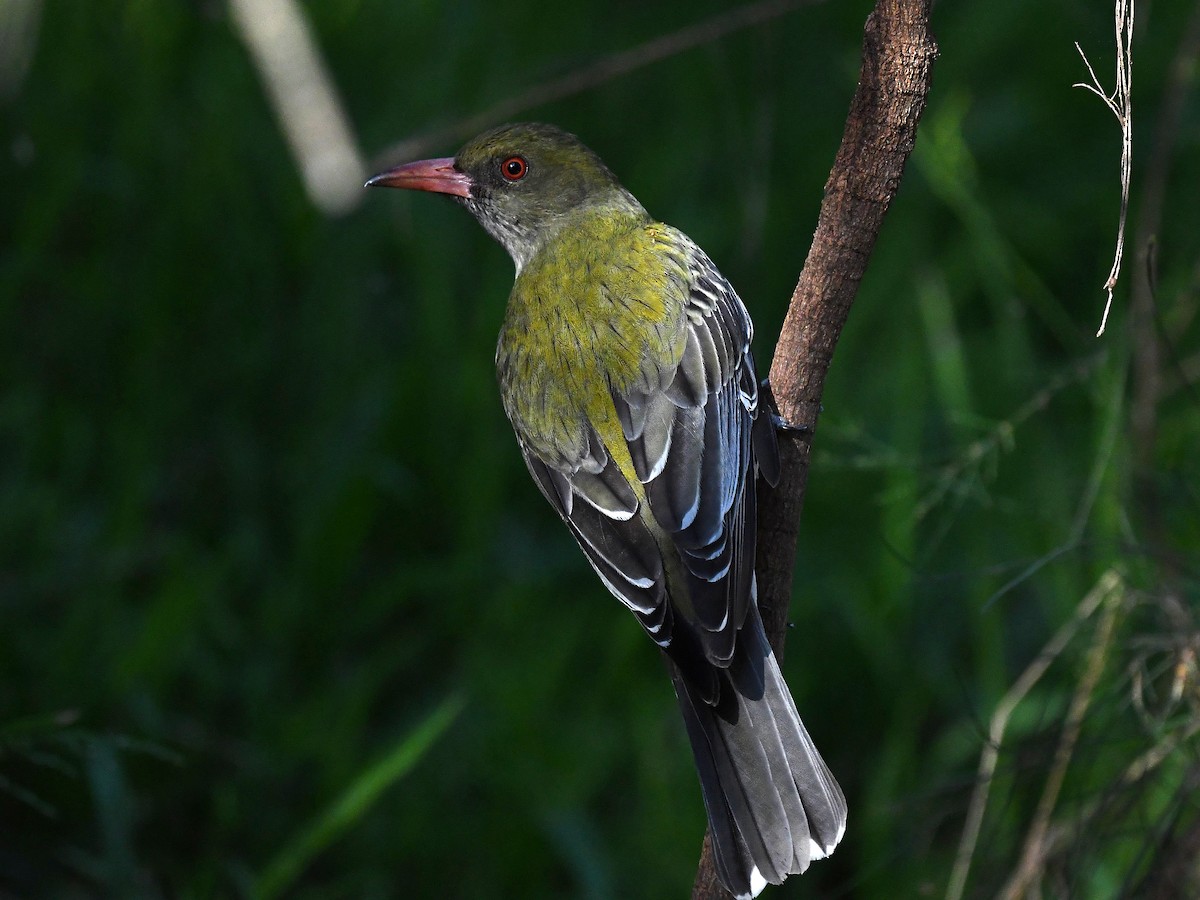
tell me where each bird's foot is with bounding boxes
[772,413,812,435]
[760,378,817,435]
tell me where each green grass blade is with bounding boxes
[256,694,465,899]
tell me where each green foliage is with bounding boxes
[257,694,463,899]
[3,0,1199,898]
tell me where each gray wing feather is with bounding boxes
[518,232,777,676]
[522,445,669,626]
[625,240,775,666]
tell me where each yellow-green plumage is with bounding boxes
[498,212,693,488]
[367,122,846,900]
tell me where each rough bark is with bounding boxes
[691,1,937,896]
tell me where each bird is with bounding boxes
[367,123,845,898]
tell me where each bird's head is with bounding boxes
[367,123,644,272]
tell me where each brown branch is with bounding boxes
[692,1,937,897]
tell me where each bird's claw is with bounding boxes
[760,378,817,436]
[772,413,811,435]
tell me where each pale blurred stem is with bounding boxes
[998,703,1200,895]
[945,571,1123,900]
[691,1,938,897]
[997,583,1123,900]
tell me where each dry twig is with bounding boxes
[945,570,1124,900]
[1074,0,1135,337]
[997,583,1124,899]
[374,0,827,169]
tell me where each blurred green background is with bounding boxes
[3,0,1199,897]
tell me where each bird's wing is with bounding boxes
[521,441,676,645]
[614,234,776,670]
[516,227,776,696]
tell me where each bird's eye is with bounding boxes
[500,156,528,181]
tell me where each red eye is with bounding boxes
[501,156,527,181]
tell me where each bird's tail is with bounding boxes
[670,612,846,899]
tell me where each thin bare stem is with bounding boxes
[913,355,1105,527]
[945,570,1124,900]
[1073,0,1135,336]
[373,0,826,169]
[997,586,1124,899]
[1020,716,1200,874]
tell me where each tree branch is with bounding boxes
[691,0,937,896]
